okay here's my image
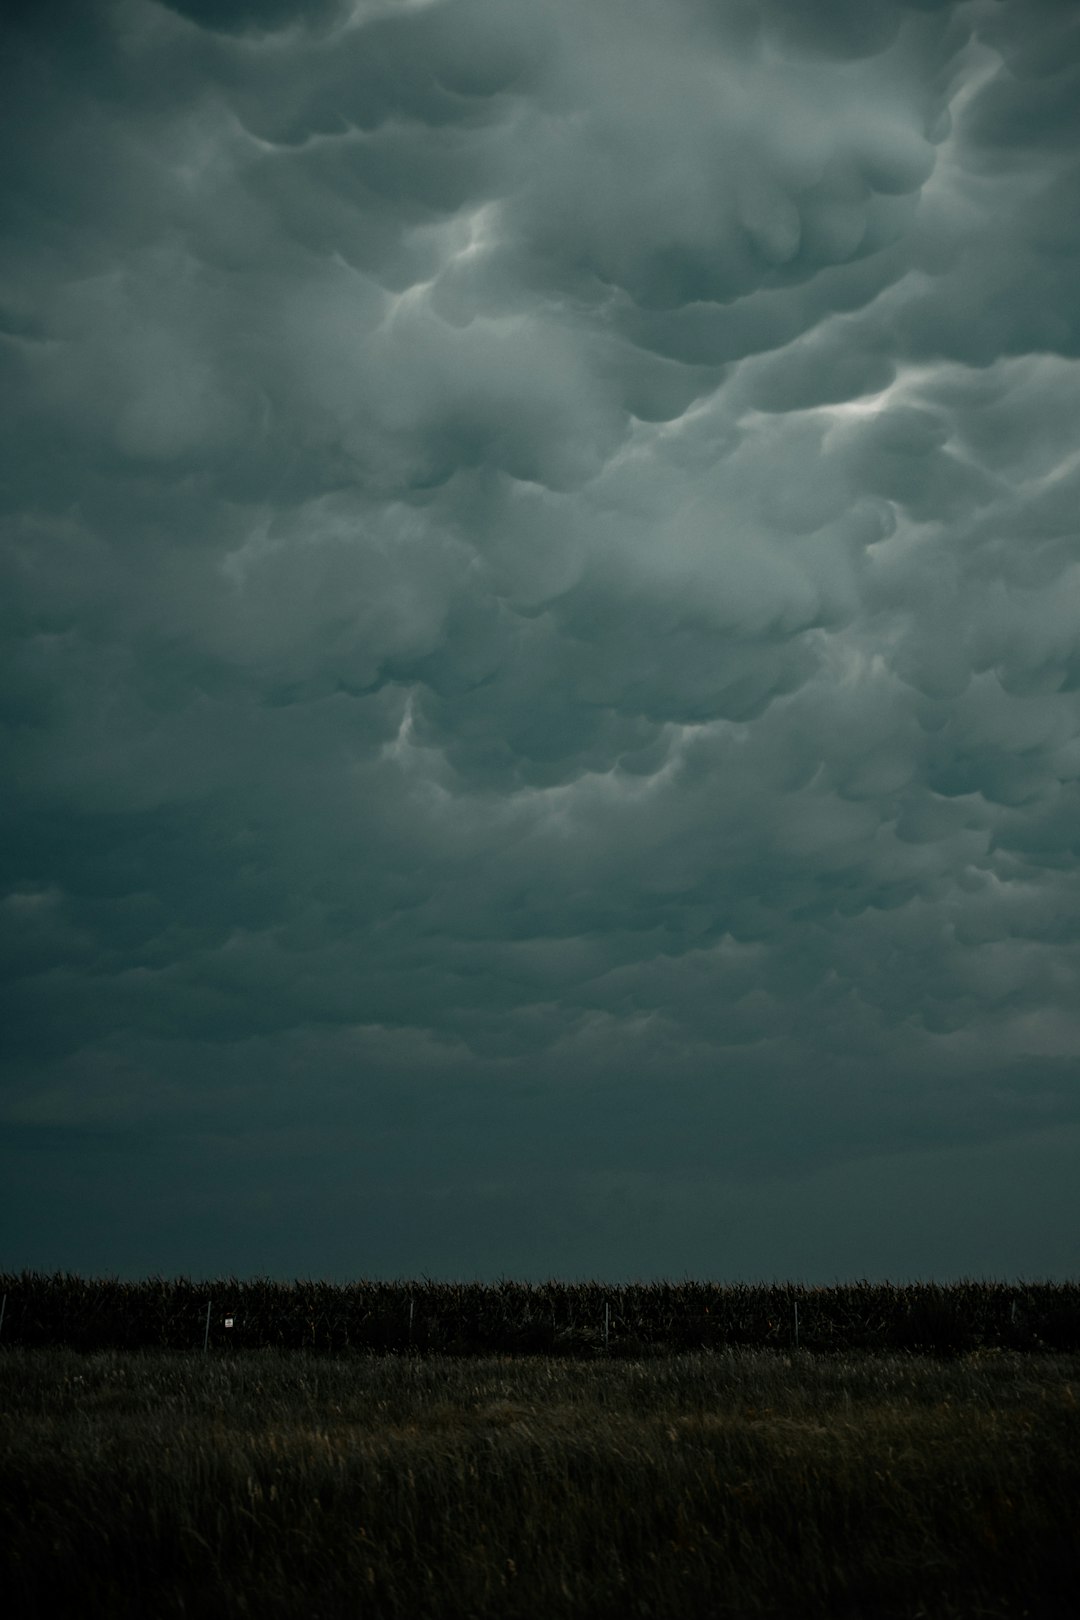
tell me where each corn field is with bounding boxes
[2,1273,1079,1355]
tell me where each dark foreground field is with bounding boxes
[2,1347,1078,1619]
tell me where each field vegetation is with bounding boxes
[3,1272,1079,1355]
[3,1342,1079,1618]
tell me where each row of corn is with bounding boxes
[1,1273,1078,1354]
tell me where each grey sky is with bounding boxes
[3,0,1079,1281]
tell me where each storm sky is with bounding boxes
[3,0,1080,1282]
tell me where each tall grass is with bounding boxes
[2,1346,1078,1617]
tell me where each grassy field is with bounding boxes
[2,1346,1079,1618]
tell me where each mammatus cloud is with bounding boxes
[2,0,1079,1278]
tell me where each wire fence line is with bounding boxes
[2,1274,1078,1356]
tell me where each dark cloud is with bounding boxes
[161,0,343,35]
[2,0,1079,1279]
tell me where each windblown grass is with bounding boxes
[2,1346,1078,1617]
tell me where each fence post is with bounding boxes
[604,1300,609,1353]
[408,1298,414,1347]
[794,1300,799,1350]
[203,1300,211,1354]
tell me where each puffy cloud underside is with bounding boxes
[2,0,1080,1275]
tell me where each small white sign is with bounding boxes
[225,1317,234,1328]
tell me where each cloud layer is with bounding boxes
[3,0,1080,1278]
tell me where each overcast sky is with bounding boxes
[3,0,1079,1283]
